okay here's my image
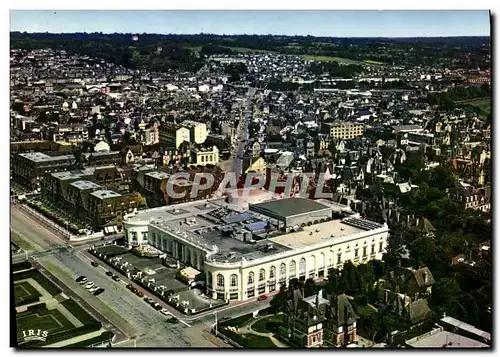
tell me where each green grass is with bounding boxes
[11,231,37,251]
[17,308,74,344]
[364,60,385,65]
[14,281,42,306]
[302,55,361,65]
[357,304,377,317]
[228,47,272,53]
[13,269,62,296]
[219,313,254,328]
[251,314,284,334]
[455,97,491,115]
[221,328,277,348]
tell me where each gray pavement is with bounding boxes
[11,205,219,348]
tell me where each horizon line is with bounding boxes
[10,31,491,38]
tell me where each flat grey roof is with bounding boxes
[145,171,170,180]
[90,189,122,199]
[407,330,489,348]
[18,152,74,163]
[249,198,330,219]
[70,180,102,191]
[51,167,95,180]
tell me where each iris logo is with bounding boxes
[22,329,49,342]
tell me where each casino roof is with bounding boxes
[249,198,330,220]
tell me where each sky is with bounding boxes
[10,10,491,37]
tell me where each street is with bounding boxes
[11,202,269,348]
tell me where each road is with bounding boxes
[11,204,220,348]
[11,204,271,348]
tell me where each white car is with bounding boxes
[79,278,88,285]
[85,282,95,289]
[160,309,171,316]
[89,286,100,293]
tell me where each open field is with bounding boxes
[455,97,491,114]
[302,55,361,65]
[11,230,38,251]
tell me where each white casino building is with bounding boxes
[123,197,389,301]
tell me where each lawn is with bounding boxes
[11,231,37,251]
[228,47,271,53]
[455,97,491,115]
[14,281,42,306]
[302,55,361,65]
[17,308,75,344]
[221,328,277,348]
[251,314,284,334]
[357,304,377,317]
[364,60,385,65]
[219,313,254,328]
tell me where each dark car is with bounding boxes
[257,295,268,301]
[105,271,113,277]
[91,262,99,267]
[93,288,105,296]
[126,284,133,290]
[112,275,120,282]
[76,276,86,282]
[144,297,153,304]
[136,291,144,297]
[153,303,162,310]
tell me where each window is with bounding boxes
[259,268,266,282]
[217,274,224,288]
[280,263,286,280]
[299,258,306,275]
[230,274,238,288]
[354,249,359,258]
[362,247,367,257]
[269,266,276,279]
[289,260,296,277]
[379,242,384,252]
[337,253,342,264]
[248,272,254,285]
[371,244,375,254]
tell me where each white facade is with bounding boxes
[123,201,389,302]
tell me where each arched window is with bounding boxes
[310,255,316,270]
[299,258,306,274]
[248,272,254,285]
[289,260,296,277]
[217,274,224,288]
[319,252,325,269]
[280,263,286,280]
[230,274,238,288]
[259,268,266,282]
[269,266,276,279]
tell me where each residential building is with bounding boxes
[322,122,365,140]
[159,123,190,150]
[181,120,208,144]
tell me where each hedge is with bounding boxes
[24,322,102,348]
[60,300,97,325]
[15,296,41,308]
[65,331,115,348]
[13,270,61,296]
[13,261,32,272]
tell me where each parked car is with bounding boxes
[136,291,144,297]
[93,288,105,296]
[91,262,99,267]
[85,282,95,289]
[89,286,100,293]
[112,275,120,282]
[257,295,268,301]
[166,317,178,324]
[153,303,162,311]
[76,276,86,282]
[105,271,113,277]
[144,297,153,304]
[126,284,133,290]
[160,309,171,316]
[79,278,89,285]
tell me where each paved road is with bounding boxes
[11,205,218,348]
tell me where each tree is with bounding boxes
[430,277,461,317]
[269,285,287,314]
